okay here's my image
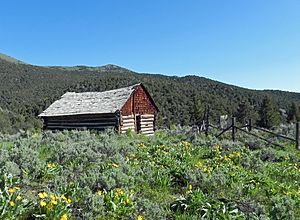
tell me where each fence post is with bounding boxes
[248,119,252,132]
[296,122,300,150]
[205,106,210,136]
[232,117,236,142]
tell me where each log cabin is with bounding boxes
[39,83,159,135]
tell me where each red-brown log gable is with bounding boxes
[121,85,157,116]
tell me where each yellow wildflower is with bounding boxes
[112,163,119,168]
[67,198,72,204]
[97,190,102,196]
[181,141,191,150]
[10,201,15,207]
[40,200,47,207]
[126,198,130,204]
[61,195,67,201]
[195,161,203,168]
[50,195,56,201]
[138,143,145,148]
[130,189,134,197]
[38,192,48,199]
[137,214,143,220]
[16,196,22,201]
[47,203,53,210]
[51,200,58,205]
[188,184,193,191]
[60,213,68,220]
[8,188,14,194]
[115,188,123,196]
[223,155,230,161]
[47,163,57,169]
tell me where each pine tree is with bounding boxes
[258,96,280,129]
[235,101,258,124]
[190,95,205,125]
[287,102,300,123]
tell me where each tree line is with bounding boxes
[234,96,300,129]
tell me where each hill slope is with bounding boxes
[0,53,26,64]
[0,53,299,132]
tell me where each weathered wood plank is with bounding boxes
[141,124,153,128]
[46,125,115,129]
[140,119,154,123]
[122,115,134,119]
[122,119,135,123]
[122,125,135,129]
[121,126,135,130]
[47,122,116,126]
[141,114,154,119]
[45,113,116,120]
[140,122,153,126]
[121,128,134,133]
[122,123,135,127]
[141,130,154,135]
[46,117,117,123]
[121,124,135,127]
[140,128,154,132]
[121,122,135,126]
[141,127,153,131]
[141,125,153,128]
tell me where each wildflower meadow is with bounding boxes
[0,129,300,219]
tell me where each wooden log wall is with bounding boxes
[43,113,117,130]
[139,114,154,136]
[120,114,135,133]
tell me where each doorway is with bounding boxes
[136,115,141,133]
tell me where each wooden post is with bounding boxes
[205,106,210,136]
[232,117,236,142]
[296,122,299,149]
[248,119,252,132]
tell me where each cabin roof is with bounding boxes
[39,84,141,117]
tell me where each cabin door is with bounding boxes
[136,115,141,133]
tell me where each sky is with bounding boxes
[1,0,300,92]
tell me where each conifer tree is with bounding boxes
[258,96,280,128]
[190,95,205,125]
[287,102,300,123]
[235,101,258,124]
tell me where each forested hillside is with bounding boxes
[0,54,300,133]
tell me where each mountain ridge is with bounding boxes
[0,53,298,94]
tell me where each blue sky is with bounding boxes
[1,0,300,92]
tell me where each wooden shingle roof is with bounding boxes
[39,84,140,117]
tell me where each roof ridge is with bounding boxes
[63,83,141,96]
